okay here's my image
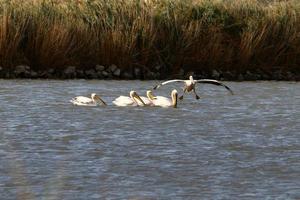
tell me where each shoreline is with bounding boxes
[0,65,299,81]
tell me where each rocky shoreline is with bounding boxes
[0,65,299,81]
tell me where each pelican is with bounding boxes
[139,90,155,106]
[149,89,178,108]
[70,93,107,106]
[153,75,234,100]
[113,91,146,107]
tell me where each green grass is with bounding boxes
[0,0,299,74]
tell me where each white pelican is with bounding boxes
[139,90,155,106]
[70,93,107,106]
[149,89,178,108]
[113,91,146,107]
[153,75,234,100]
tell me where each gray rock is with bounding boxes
[238,74,244,81]
[6,71,13,78]
[96,72,104,79]
[223,71,234,80]
[15,65,31,77]
[178,68,185,77]
[155,65,161,71]
[113,68,121,77]
[286,72,295,80]
[273,71,284,80]
[48,69,55,74]
[134,67,141,77]
[145,71,155,79]
[30,71,38,78]
[15,65,30,72]
[95,65,105,72]
[102,71,109,77]
[154,72,161,79]
[76,70,85,78]
[122,72,133,79]
[212,69,220,79]
[108,64,118,72]
[63,66,76,78]
[85,69,97,79]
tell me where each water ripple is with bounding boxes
[0,80,299,199]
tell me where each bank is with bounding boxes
[0,64,299,81]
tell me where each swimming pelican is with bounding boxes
[140,90,155,106]
[70,93,107,106]
[113,91,146,107]
[149,89,178,108]
[153,75,234,100]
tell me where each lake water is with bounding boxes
[0,80,299,199]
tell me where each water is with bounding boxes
[0,80,299,200]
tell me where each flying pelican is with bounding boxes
[153,75,234,100]
[70,93,107,106]
[148,89,178,108]
[113,91,146,107]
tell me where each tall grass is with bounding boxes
[0,0,299,74]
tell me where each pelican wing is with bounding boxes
[72,96,93,104]
[113,96,135,106]
[153,79,185,89]
[195,79,234,94]
[152,96,172,107]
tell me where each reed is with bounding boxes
[0,0,299,76]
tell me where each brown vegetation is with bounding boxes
[0,0,299,77]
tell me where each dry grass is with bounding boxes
[0,0,299,74]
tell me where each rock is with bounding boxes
[95,65,105,72]
[154,72,161,79]
[272,71,284,80]
[178,68,185,77]
[286,72,295,81]
[0,66,4,77]
[155,65,162,71]
[223,71,235,80]
[238,73,244,81]
[102,71,109,77]
[30,71,38,78]
[212,69,220,79]
[145,71,155,79]
[15,65,31,77]
[85,69,97,79]
[15,65,30,73]
[48,69,55,74]
[6,71,14,78]
[108,64,118,72]
[96,71,103,79]
[244,71,257,81]
[63,66,76,78]
[134,67,141,78]
[113,68,121,77]
[76,70,85,79]
[122,71,133,79]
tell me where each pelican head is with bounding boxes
[130,91,146,106]
[146,90,157,100]
[91,93,107,105]
[189,75,194,81]
[171,89,178,108]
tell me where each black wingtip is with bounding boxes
[227,87,234,95]
[153,85,158,90]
